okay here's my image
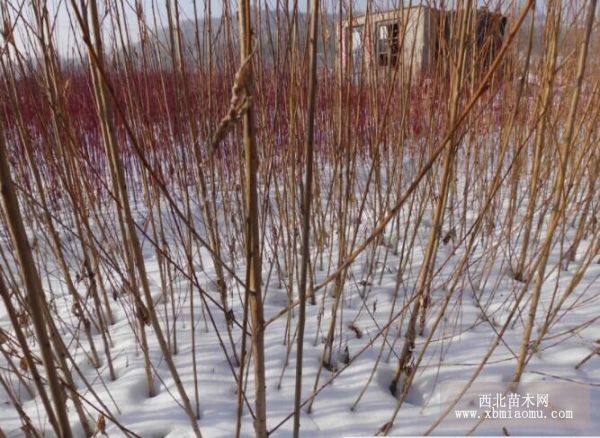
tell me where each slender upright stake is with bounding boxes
[237,0,268,435]
[293,0,320,435]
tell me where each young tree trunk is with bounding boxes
[513,0,597,383]
[0,275,60,436]
[237,0,268,434]
[77,1,203,435]
[0,120,72,437]
[514,7,560,281]
[391,1,471,397]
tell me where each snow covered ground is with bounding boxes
[0,180,598,438]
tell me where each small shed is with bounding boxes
[341,6,507,79]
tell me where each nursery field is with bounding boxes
[0,0,598,437]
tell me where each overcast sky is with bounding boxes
[2,0,539,59]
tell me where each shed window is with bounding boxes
[376,22,399,67]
